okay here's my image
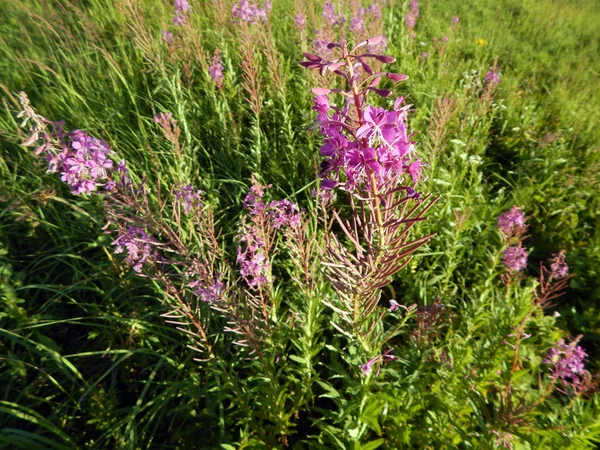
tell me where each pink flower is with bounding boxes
[208,50,224,85]
[503,246,527,272]
[549,250,569,279]
[497,206,525,236]
[294,14,306,30]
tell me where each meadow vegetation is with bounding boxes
[0,0,599,448]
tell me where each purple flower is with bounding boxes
[360,348,397,376]
[549,250,569,279]
[485,68,501,85]
[237,229,270,288]
[544,338,588,391]
[161,30,174,45]
[232,0,268,24]
[172,14,186,25]
[357,106,398,146]
[442,35,449,43]
[269,199,301,229]
[190,278,224,304]
[452,15,459,25]
[322,1,336,25]
[349,10,365,33]
[503,246,528,272]
[173,185,203,214]
[405,13,416,29]
[497,206,526,236]
[208,50,224,85]
[409,0,419,17]
[367,3,381,18]
[112,226,159,273]
[389,299,400,312]
[421,51,429,58]
[295,14,306,29]
[174,0,191,13]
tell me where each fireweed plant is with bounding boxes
[300,35,437,359]
[9,18,600,446]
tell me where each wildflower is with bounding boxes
[549,250,569,279]
[172,14,186,25]
[349,12,365,33]
[475,38,488,46]
[544,337,588,391]
[174,0,191,13]
[442,35,449,43]
[405,13,416,29]
[389,299,400,312]
[208,50,224,86]
[360,348,397,376]
[196,279,224,304]
[161,30,174,45]
[452,15,459,24]
[502,246,527,272]
[47,130,119,195]
[237,228,270,288]
[173,185,203,214]
[421,51,429,58]
[112,226,159,273]
[294,14,306,30]
[232,0,268,24]
[302,54,420,194]
[356,106,398,146]
[367,3,381,18]
[485,67,501,85]
[497,206,526,236]
[409,0,419,17]
[269,199,301,229]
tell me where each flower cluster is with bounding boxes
[237,228,270,288]
[502,246,528,272]
[172,0,191,25]
[161,30,174,45]
[196,279,225,304]
[232,0,270,24]
[497,206,529,273]
[34,127,126,195]
[549,250,569,279]
[294,14,306,30]
[269,199,302,229]
[313,2,386,55]
[173,185,203,214]
[312,92,421,193]
[209,49,224,86]
[237,180,301,288]
[544,338,589,392]
[323,1,346,27]
[485,67,501,85]
[497,206,526,237]
[112,226,159,273]
[405,0,419,37]
[187,263,225,304]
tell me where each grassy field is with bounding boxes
[1,0,599,448]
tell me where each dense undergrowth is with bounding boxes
[0,0,599,448]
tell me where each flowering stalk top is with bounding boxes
[497,206,526,238]
[300,36,422,199]
[544,337,589,392]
